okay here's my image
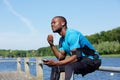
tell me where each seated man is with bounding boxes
[44,16,101,80]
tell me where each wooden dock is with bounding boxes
[0,71,35,80]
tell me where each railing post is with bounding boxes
[60,72,74,80]
[17,58,21,73]
[60,72,65,80]
[36,58,43,80]
[24,58,30,77]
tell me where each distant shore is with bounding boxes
[42,54,120,58]
[101,54,120,57]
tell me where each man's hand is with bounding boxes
[47,34,54,46]
[44,60,57,67]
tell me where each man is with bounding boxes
[44,16,101,80]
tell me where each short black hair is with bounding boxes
[53,16,67,25]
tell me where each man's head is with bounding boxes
[51,16,67,33]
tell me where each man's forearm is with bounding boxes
[50,45,64,60]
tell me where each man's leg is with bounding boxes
[65,63,74,80]
[64,60,89,80]
[50,65,65,80]
[69,58,101,77]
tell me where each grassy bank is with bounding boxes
[101,54,120,57]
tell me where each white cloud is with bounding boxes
[1,0,42,50]
[3,0,38,35]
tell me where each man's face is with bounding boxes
[51,18,63,33]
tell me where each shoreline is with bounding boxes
[101,54,120,57]
[42,54,120,58]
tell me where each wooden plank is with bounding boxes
[0,71,30,80]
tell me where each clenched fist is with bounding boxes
[47,34,54,46]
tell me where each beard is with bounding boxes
[52,26,63,33]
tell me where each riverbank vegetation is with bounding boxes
[0,27,120,57]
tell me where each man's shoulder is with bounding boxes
[67,28,79,34]
[66,28,82,37]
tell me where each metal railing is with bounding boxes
[99,66,120,72]
[0,58,120,80]
[0,58,43,80]
[17,58,43,80]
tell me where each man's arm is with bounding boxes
[50,45,66,60]
[57,54,77,65]
[47,34,66,60]
[44,49,77,66]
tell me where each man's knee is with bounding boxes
[51,66,59,72]
[65,63,73,69]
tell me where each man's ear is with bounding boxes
[62,22,65,26]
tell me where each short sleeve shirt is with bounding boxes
[59,28,97,59]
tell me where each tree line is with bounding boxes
[86,27,120,44]
[0,27,120,57]
[86,27,120,55]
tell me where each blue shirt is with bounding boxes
[59,28,100,59]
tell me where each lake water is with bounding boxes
[0,57,120,80]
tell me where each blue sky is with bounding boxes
[0,0,120,50]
